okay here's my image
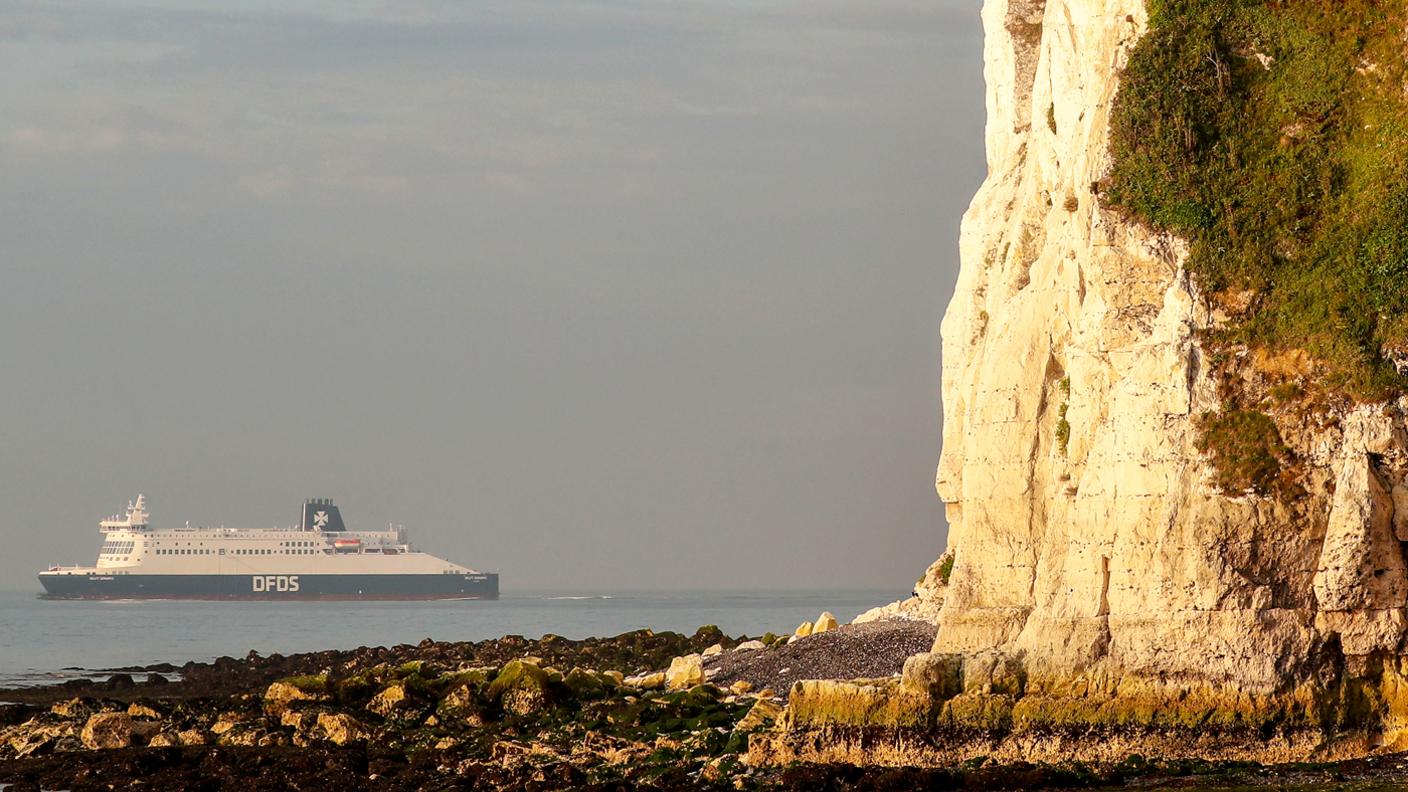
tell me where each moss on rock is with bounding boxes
[486,660,551,716]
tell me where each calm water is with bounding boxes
[0,587,898,688]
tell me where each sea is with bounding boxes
[0,587,900,689]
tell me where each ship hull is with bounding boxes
[37,572,499,601]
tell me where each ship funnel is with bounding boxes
[302,498,347,532]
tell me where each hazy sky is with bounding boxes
[0,0,985,591]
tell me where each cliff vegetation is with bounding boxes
[1104,0,1408,401]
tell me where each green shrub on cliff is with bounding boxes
[1105,0,1408,400]
[1193,409,1291,495]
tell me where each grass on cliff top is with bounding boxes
[1104,0,1408,400]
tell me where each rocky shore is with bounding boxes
[6,618,1408,791]
[0,620,914,791]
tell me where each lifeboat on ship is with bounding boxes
[332,538,362,553]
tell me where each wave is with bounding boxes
[538,595,614,601]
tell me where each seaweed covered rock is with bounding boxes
[563,667,611,700]
[436,683,484,726]
[735,698,783,732]
[263,676,327,715]
[485,660,551,716]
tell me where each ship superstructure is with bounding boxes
[39,496,499,600]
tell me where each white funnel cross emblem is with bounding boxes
[313,510,329,529]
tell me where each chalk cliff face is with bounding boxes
[758,0,1408,765]
[934,0,1408,692]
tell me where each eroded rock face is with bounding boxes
[935,0,1408,699]
[770,0,1408,764]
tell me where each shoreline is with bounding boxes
[3,620,1407,791]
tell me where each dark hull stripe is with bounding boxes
[37,573,499,601]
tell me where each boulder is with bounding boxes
[147,732,178,747]
[367,683,412,719]
[563,668,608,699]
[210,713,246,735]
[219,727,262,747]
[623,672,665,690]
[131,719,162,741]
[50,698,97,719]
[127,702,162,720]
[736,698,784,731]
[486,660,551,716]
[6,718,76,758]
[316,712,368,746]
[80,712,133,749]
[665,654,705,691]
[176,729,207,746]
[263,678,326,715]
[793,621,813,638]
[730,680,755,695]
[812,612,838,634]
[438,683,486,726]
[733,640,767,652]
[702,643,724,657]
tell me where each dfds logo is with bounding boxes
[252,575,300,592]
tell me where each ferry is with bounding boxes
[38,496,499,600]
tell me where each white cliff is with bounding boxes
[763,0,1408,764]
[935,0,1408,692]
